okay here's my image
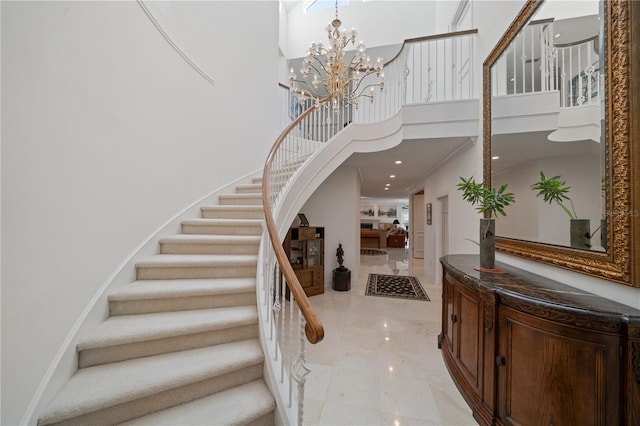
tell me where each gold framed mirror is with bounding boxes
[483,0,638,286]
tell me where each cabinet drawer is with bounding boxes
[313,270,324,287]
[297,227,316,240]
[296,270,313,288]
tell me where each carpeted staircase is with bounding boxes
[38,178,276,426]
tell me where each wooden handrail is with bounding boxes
[262,103,325,344]
[554,34,599,48]
[385,28,479,66]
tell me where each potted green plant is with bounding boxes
[530,171,590,249]
[457,176,515,270]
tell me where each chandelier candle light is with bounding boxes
[288,0,384,112]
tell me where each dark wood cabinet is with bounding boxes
[497,305,620,426]
[439,255,640,426]
[284,227,324,297]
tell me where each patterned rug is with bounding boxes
[365,274,430,301]
[360,248,387,256]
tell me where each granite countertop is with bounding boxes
[441,254,640,321]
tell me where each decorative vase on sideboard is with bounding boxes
[479,218,495,270]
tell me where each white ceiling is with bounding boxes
[342,136,471,199]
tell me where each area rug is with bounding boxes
[360,248,387,256]
[365,274,430,301]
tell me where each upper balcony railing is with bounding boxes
[491,19,601,109]
[262,29,478,426]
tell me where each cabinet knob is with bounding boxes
[495,355,506,367]
[451,314,457,324]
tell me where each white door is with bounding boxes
[440,196,449,257]
[411,193,425,259]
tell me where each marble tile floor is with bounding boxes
[302,247,477,426]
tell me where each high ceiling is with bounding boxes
[342,136,471,199]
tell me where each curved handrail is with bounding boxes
[385,28,479,65]
[262,103,326,344]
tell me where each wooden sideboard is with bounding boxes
[439,254,640,426]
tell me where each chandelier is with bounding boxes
[288,0,384,112]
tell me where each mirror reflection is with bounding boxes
[490,0,606,252]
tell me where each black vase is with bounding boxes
[479,218,495,270]
[570,219,591,249]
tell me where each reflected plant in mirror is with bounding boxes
[531,171,596,249]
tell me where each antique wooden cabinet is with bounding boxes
[284,226,325,297]
[439,255,640,426]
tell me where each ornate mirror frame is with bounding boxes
[483,0,639,286]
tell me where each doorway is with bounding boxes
[411,192,425,258]
[439,195,449,258]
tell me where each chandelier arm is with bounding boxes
[346,72,379,94]
[350,81,384,98]
[289,86,321,102]
[308,62,328,77]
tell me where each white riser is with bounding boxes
[111,291,256,315]
[160,235,260,255]
[119,380,275,426]
[181,219,262,236]
[79,324,258,368]
[235,184,262,194]
[108,278,256,315]
[219,194,262,205]
[200,205,264,219]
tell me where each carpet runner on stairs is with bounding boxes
[38,177,275,426]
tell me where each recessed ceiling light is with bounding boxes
[384,187,389,190]
[492,156,500,160]
[390,175,396,178]
[554,33,561,38]
[394,160,403,164]
[385,183,391,186]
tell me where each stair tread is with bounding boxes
[109,278,256,301]
[119,380,274,426]
[78,306,258,351]
[39,340,264,425]
[136,254,259,267]
[160,235,261,244]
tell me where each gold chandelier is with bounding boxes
[288,0,384,112]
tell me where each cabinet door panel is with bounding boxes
[444,275,455,351]
[456,286,481,389]
[498,308,619,426]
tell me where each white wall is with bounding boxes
[1,1,280,424]
[300,165,360,288]
[286,1,437,59]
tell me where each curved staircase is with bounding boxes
[38,177,275,426]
